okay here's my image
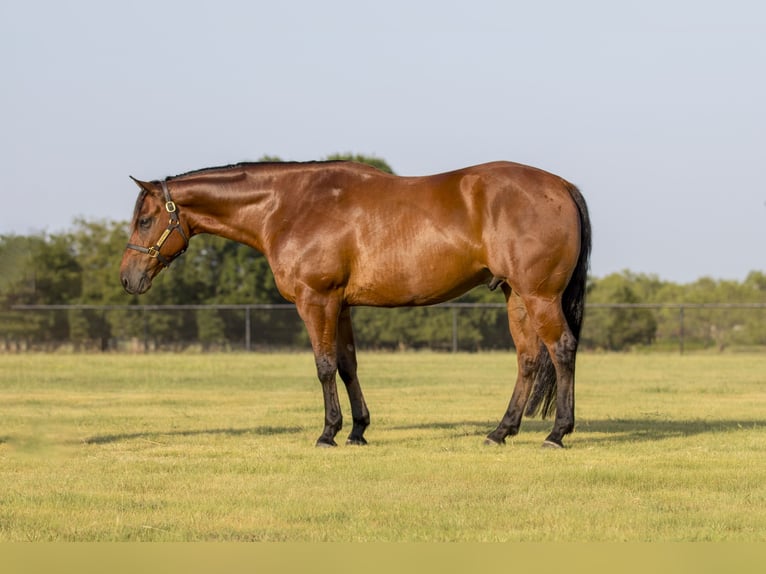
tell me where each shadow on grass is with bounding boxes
[83,425,304,445]
[80,418,762,447]
[573,417,763,444]
[391,417,763,444]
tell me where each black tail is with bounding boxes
[525,183,592,418]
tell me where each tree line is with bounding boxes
[2,155,765,352]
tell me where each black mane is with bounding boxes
[167,160,349,181]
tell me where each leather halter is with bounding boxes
[126,180,189,267]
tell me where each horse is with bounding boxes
[120,160,591,448]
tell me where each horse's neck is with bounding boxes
[180,177,276,253]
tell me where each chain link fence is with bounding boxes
[4,303,766,353]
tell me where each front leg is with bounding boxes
[295,289,344,447]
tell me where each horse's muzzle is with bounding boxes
[120,269,152,295]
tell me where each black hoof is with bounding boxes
[346,436,368,446]
[541,439,564,449]
[315,438,338,448]
[484,436,505,446]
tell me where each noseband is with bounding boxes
[126,180,189,267]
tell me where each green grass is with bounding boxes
[1,352,765,541]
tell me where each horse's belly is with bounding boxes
[344,251,490,306]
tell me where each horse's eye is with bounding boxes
[139,217,152,229]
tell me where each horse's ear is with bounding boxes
[129,176,154,194]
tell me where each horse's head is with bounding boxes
[120,177,189,295]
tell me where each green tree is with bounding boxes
[582,272,658,350]
[0,233,81,348]
[454,284,512,350]
[741,272,766,346]
[324,153,394,174]
[68,219,131,349]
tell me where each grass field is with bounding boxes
[1,351,765,541]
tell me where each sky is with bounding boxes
[1,0,764,283]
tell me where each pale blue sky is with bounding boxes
[1,0,764,283]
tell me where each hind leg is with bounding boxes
[542,329,577,448]
[486,287,543,445]
[337,307,370,445]
[523,295,578,448]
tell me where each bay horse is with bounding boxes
[120,160,591,448]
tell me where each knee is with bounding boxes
[315,355,337,382]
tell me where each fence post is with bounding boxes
[143,307,149,353]
[679,305,685,355]
[452,307,458,353]
[245,307,251,352]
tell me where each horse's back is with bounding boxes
[270,161,582,306]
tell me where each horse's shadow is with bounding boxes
[572,417,763,444]
[78,417,761,447]
[392,417,763,444]
[83,425,304,445]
